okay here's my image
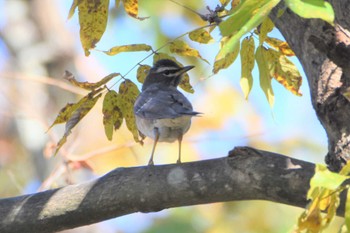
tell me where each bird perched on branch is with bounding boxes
[134,59,200,165]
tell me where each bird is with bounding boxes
[133,59,200,165]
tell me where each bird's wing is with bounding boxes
[134,86,199,119]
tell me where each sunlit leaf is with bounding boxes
[102,90,123,141]
[220,0,230,5]
[285,0,334,25]
[220,0,280,37]
[297,198,323,232]
[119,0,147,20]
[119,79,141,143]
[68,0,79,19]
[266,49,302,96]
[213,35,241,74]
[55,91,102,154]
[103,44,152,56]
[169,40,209,64]
[189,28,214,44]
[309,164,349,192]
[64,71,119,90]
[255,46,274,107]
[78,0,109,56]
[259,17,274,45]
[137,65,151,84]
[265,37,295,56]
[240,36,255,99]
[153,53,194,93]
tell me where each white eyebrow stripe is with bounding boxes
[156,67,179,73]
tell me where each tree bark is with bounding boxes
[271,0,350,171]
[0,147,323,233]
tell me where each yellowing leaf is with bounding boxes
[285,0,334,25]
[266,49,302,96]
[119,79,141,143]
[259,17,274,45]
[341,87,350,102]
[189,28,214,44]
[78,0,109,56]
[68,0,79,19]
[102,90,123,141]
[265,37,295,56]
[153,53,194,93]
[220,0,280,37]
[213,35,241,74]
[220,0,230,5]
[231,0,241,10]
[103,44,152,56]
[169,40,209,64]
[64,71,119,90]
[55,91,102,154]
[255,46,274,107]
[240,36,255,99]
[297,199,323,232]
[136,65,151,84]
[122,0,138,18]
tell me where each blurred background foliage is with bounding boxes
[0,0,344,232]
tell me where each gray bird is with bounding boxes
[134,59,200,165]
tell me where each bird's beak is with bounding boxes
[177,65,195,76]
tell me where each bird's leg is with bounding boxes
[176,134,183,164]
[149,128,159,166]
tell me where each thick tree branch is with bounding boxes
[0,147,327,233]
[271,0,350,171]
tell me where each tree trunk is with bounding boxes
[271,0,350,171]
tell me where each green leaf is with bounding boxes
[309,164,349,196]
[189,28,214,44]
[169,40,209,64]
[119,79,141,143]
[255,46,274,107]
[240,36,255,99]
[213,35,241,74]
[285,0,334,25]
[136,65,151,84]
[346,189,350,232]
[103,44,152,56]
[259,17,274,45]
[102,90,123,140]
[153,53,194,93]
[219,0,280,37]
[78,0,110,56]
[64,71,119,90]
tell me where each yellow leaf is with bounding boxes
[220,0,230,5]
[341,87,350,102]
[78,0,109,56]
[189,28,214,44]
[231,0,241,10]
[121,0,141,19]
[68,0,79,19]
[213,35,241,74]
[55,91,102,154]
[102,90,123,141]
[240,36,255,99]
[103,44,152,56]
[259,17,274,45]
[64,71,119,90]
[119,79,141,143]
[169,40,209,64]
[346,189,350,232]
[153,53,194,93]
[255,46,274,107]
[266,49,302,96]
[136,65,151,84]
[297,200,323,232]
[265,37,295,56]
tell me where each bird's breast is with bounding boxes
[135,116,192,142]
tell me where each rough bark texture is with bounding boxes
[0,147,320,233]
[271,0,350,171]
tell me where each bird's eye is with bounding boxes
[164,70,171,75]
